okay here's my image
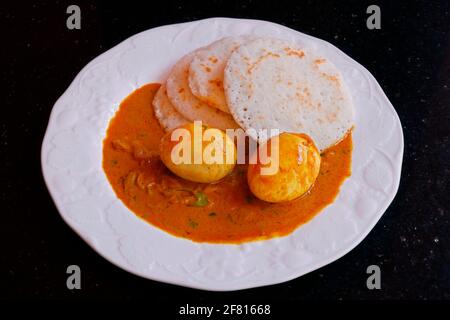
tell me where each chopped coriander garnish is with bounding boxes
[188,191,209,207]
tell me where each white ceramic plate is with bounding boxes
[41,18,403,291]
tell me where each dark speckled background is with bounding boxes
[1,0,449,303]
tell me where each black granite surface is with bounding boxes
[1,0,449,303]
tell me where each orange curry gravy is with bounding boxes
[102,83,352,243]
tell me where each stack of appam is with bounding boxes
[153,36,354,151]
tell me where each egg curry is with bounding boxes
[102,84,352,243]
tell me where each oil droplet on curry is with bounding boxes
[102,84,352,243]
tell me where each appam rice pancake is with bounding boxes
[152,84,189,131]
[188,36,251,114]
[166,52,239,131]
[224,37,354,151]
